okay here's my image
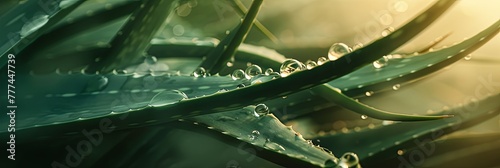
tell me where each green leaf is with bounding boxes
[331,19,500,97]
[198,0,264,75]
[314,92,500,164]
[190,106,338,167]
[87,0,177,73]
[0,0,84,68]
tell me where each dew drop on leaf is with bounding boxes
[85,75,108,92]
[381,27,395,37]
[264,139,285,151]
[361,115,368,120]
[249,130,260,141]
[339,152,359,167]
[192,67,206,77]
[264,68,274,75]
[373,56,389,69]
[280,59,305,77]
[305,60,317,69]
[392,84,401,90]
[254,104,270,116]
[365,91,374,97]
[464,54,472,60]
[149,90,188,107]
[317,57,328,65]
[245,65,262,79]
[216,116,236,122]
[328,43,352,61]
[231,69,245,80]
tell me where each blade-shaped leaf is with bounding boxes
[0,0,84,67]
[87,0,177,73]
[314,92,500,164]
[198,0,263,74]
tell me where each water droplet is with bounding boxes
[193,67,206,77]
[217,116,236,122]
[365,91,374,96]
[144,56,158,64]
[397,149,404,155]
[361,115,368,120]
[339,152,359,167]
[328,43,352,61]
[317,57,328,65]
[324,159,336,167]
[392,84,401,90]
[254,104,269,116]
[249,130,260,140]
[464,54,472,60]
[149,90,188,107]
[305,60,317,69]
[226,61,234,67]
[250,74,276,85]
[245,65,262,79]
[237,83,246,88]
[264,68,274,75]
[373,56,389,69]
[20,15,49,38]
[231,69,245,80]
[85,75,108,92]
[352,43,364,50]
[264,139,285,151]
[280,59,305,77]
[381,27,395,37]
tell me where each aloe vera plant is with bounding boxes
[1,0,499,167]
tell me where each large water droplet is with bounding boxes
[328,43,352,61]
[231,69,245,80]
[264,139,285,151]
[373,56,390,69]
[254,104,269,116]
[339,152,359,167]
[280,59,305,77]
[305,60,317,69]
[245,65,262,79]
[149,90,188,107]
[317,57,328,65]
[21,15,49,38]
[85,75,108,92]
[249,130,260,141]
[193,67,206,77]
[392,84,401,90]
